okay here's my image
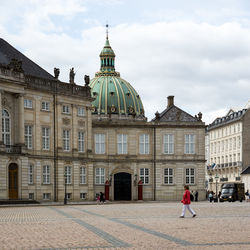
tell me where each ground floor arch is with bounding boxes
[114,172,131,200]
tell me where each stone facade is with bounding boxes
[206,107,250,193]
[0,39,206,202]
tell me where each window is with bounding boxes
[65,166,72,184]
[80,193,86,199]
[25,125,32,149]
[117,134,127,154]
[63,130,70,151]
[139,134,149,154]
[78,132,85,152]
[2,109,10,145]
[43,193,51,200]
[43,165,50,184]
[42,127,50,150]
[233,137,236,150]
[237,136,241,149]
[62,105,70,114]
[28,164,33,184]
[95,134,105,154]
[78,107,85,116]
[140,168,149,184]
[24,99,32,108]
[29,193,34,200]
[164,168,174,184]
[66,193,72,200]
[80,167,86,184]
[163,134,174,154]
[186,168,195,184]
[185,135,195,154]
[41,101,49,111]
[95,168,105,184]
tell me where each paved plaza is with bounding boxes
[0,202,250,250]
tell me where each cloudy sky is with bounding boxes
[1,0,250,123]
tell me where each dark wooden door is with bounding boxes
[9,164,18,199]
[114,172,131,200]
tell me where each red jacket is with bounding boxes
[181,190,191,204]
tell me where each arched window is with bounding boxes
[2,109,10,145]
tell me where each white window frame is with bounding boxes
[41,101,50,111]
[2,109,11,145]
[43,193,51,200]
[185,168,195,184]
[62,105,70,114]
[80,167,86,184]
[185,134,195,154]
[65,166,72,184]
[139,134,149,154]
[77,107,85,116]
[43,165,50,184]
[117,134,128,154]
[95,134,105,154]
[95,167,105,184]
[24,99,33,108]
[163,134,174,154]
[140,168,149,184]
[63,130,70,151]
[28,164,34,184]
[78,131,85,152]
[42,127,50,150]
[25,125,32,149]
[80,193,86,199]
[164,168,174,184]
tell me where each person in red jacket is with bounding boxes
[180,185,196,218]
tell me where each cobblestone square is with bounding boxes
[0,202,250,250]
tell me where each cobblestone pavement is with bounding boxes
[0,202,250,250]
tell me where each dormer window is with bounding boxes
[110,92,115,96]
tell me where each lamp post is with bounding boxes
[215,173,219,202]
[64,171,67,205]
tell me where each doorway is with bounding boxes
[8,163,18,199]
[114,172,131,200]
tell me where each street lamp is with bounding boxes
[64,170,67,205]
[215,173,219,202]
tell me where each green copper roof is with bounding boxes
[90,37,145,118]
[90,75,144,116]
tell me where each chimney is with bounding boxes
[167,96,174,107]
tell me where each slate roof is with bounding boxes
[0,38,54,80]
[241,166,250,175]
[152,105,198,122]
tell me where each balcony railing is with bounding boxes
[5,145,22,154]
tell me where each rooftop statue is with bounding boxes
[84,75,90,86]
[69,67,75,84]
[54,68,60,79]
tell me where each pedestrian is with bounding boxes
[245,190,249,202]
[100,192,105,204]
[218,191,221,202]
[180,185,196,218]
[190,191,194,202]
[96,194,100,204]
[209,191,213,203]
[195,190,199,202]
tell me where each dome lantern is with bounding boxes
[90,28,146,121]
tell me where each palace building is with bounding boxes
[0,35,206,202]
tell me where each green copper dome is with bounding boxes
[90,36,145,119]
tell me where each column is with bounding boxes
[18,94,24,145]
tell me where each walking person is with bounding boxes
[180,185,196,218]
[209,191,213,203]
[245,190,249,202]
[100,192,105,204]
[195,190,199,202]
